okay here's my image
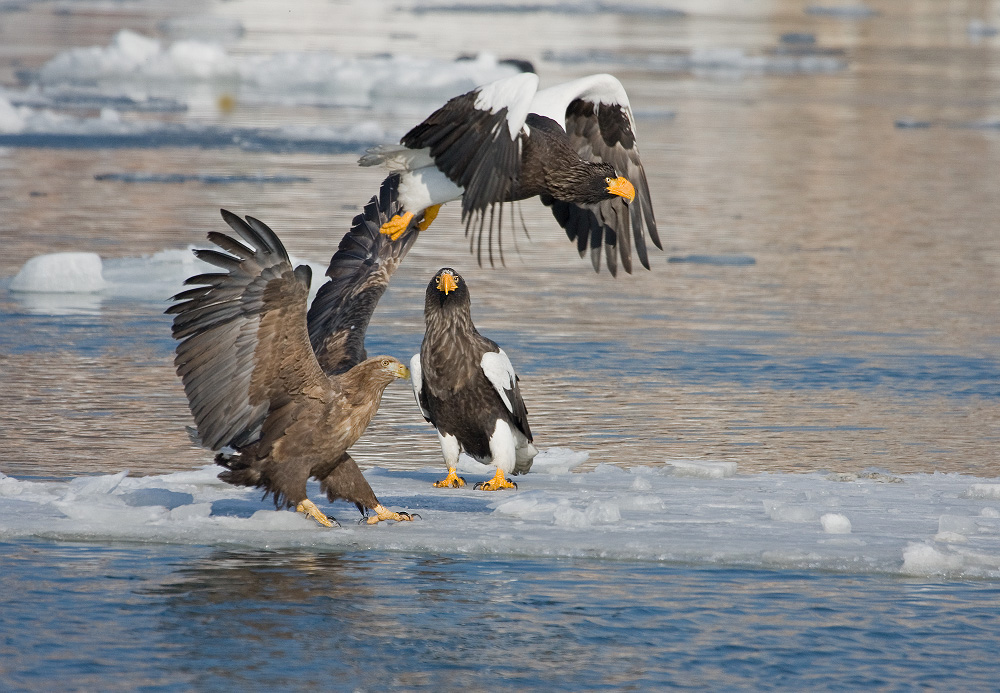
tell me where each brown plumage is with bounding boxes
[168,175,420,527]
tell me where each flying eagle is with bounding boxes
[360,72,659,276]
[168,175,421,527]
[410,268,537,491]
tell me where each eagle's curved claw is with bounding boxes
[433,469,466,488]
[296,499,338,527]
[474,469,517,491]
[365,504,417,525]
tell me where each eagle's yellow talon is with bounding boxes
[296,499,335,527]
[433,469,466,488]
[366,503,416,524]
[418,204,442,231]
[474,468,517,492]
[379,212,415,240]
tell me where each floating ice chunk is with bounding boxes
[901,543,966,576]
[820,513,852,534]
[65,471,128,497]
[764,500,818,522]
[0,97,26,133]
[666,459,737,478]
[935,531,969,544]
[939,515,977,536]
[245,509,316,530]
[530,447,589,475]
[553,500,621,527]
[981,508,1000,518]
[10,252,108,293]
[168,502,213,521]
[35,30,520,110]
[492,491,562,520]
[965,484,1000,500]
[631,476,653,491]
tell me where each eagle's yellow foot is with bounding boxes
[433,468,466,488]
[365,503,417,525]
[418,204,441,231]
[296,499,336,528]
[474,468,517,491]
[379,211,415,240]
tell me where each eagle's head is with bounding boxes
[426,267,471,310]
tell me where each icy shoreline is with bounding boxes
[2,451,999,579]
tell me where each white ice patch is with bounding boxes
[665,459,738,478]
[10,253,108,293]
[3,464,1000,578]
[5,247,328,313]
[965,484,1000,500]
[34,30,520,110]
[820,513,852,534]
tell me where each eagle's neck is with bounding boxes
[422,304,481,391]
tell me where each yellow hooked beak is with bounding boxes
[436,271,458,295]
[607,176,636,203]
[392,362,411,379]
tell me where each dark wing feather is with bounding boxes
[542,197,624,276]
[560,96,660,273]
[168,210,326,451]
[401,75,537,220]
[307,173,420,375]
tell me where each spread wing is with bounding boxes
[168,210,326,451]
[533,73,660,276]
[400,72,538,220]
[480,348,532,440]
[307,173,421,375]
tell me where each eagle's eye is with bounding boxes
[381,359,391,367]
[605,177,612,184]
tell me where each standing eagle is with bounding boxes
[361,72,659,276]
[410,268,537,491]
[168,176,421,527]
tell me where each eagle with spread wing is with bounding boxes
[361,72,659,275]
[168,175,421,528]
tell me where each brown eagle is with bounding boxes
[168,175,421,527]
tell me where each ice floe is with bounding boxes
[5,247,328,311]
[30,29,521,110]
[1,452,999,579]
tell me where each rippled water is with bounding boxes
[3,541,1000,691]
[2,0,999,689]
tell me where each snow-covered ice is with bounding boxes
[2,451,999,579]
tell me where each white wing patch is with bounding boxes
[473,72,539,141]
[480,349,517,413]
[410,353,431,421]
[529,73,632,132]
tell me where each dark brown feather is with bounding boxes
[307,173,420,375]
[169,203,410,520]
